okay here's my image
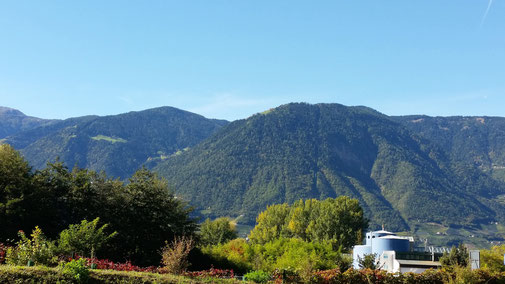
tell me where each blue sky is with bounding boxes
[1,0,504,120]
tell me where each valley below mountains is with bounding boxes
[3,102,505,247]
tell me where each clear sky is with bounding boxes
[1,1,504,121]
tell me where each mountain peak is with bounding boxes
[0,106,26,117]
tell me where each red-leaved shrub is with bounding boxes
[0,243,8,264]
[184,267,235,279]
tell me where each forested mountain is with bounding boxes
[154,103,505,234]
[4,103,505,246]
[0,106,56,139]
[393,115,505,183]
[3,107,228,179]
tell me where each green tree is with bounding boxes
[358,253,379,270]
[0,144,33,241]
[249,197,367,251]
[199,217,238,247]
[305,197,367,250]
[480,245,505,272]
[117,168,197,265]
[249,203,292,244]
[440,243,469,268]
[0,148,197,265]
[29,161,76,238]
[58,217,117,258]
[202,237,346,274]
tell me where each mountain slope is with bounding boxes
[393,115,505,183]
[154,103,505,231]
[4,107,228,179]
[0,107,56,139]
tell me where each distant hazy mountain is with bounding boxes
[154,103,505,235]
[0,107,56,139]
[3,107,228,179]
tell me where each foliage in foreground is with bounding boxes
[440,243,469,268]
[0,265,242,283]
[199,217,238,247]
[357,253,379,270]
[62,258,90,283]
[160,236,194,274]
[202,237,352,275]
[0,243,6,264]
[243,270,270,283]
[249,197,367,251]
[6,227,57,266]
[0,144,197,266]
[481,244,505,272]
[5,264,505,284]
[6,220,118,268]
[58,217,117,259]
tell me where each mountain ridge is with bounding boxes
[0,106,57,139]
[4,103,505,246]
[154,103,505,236]
[2,106,229,179]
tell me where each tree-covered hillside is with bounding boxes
[0,107,56,139]
[3,107,228,179]
[155,103,505,232]
[393,115,505,183]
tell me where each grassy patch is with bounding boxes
[260,109,274,115]
[200,209,213,216]
[496,194,505,205]
[91,135,127,144]
[410,222,505,249]
[491,168,505,183]
[0,265,244,283]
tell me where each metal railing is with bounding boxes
[395,252,443,261]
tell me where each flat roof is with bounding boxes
[397,259,441,267]
[379,235,410,240]
[371,230,394,234]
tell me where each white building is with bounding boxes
[353,230,442,273]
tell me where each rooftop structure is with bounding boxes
[353,230,442,273]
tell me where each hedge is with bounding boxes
[0,265,244,283]
[4,265,505,283]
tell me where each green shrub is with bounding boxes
[199,217,238,247]
[357,253,379,270]
[440,244,469,268]
[203,237,346,277]
[449,266,484,284]
[251,238,341,272]
[201,238,252,273]
[58,217,117,258]
[5,226,57,266]
[62,258,90,283]
[244,270,271,283]
[480,245,505,272]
